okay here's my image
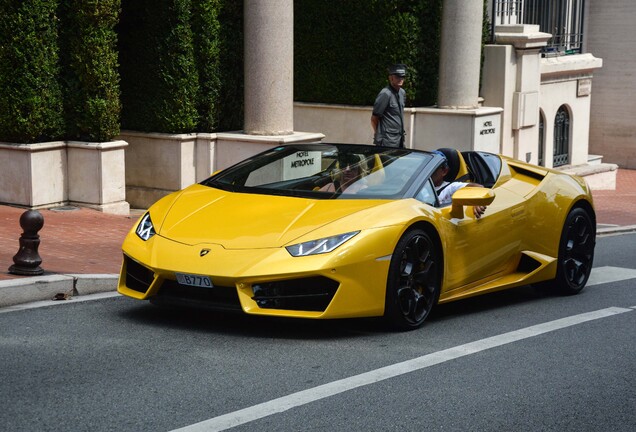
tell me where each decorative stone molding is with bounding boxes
[0,141,67,208]
[494,24,552,50]
[67,140,129,215]
[541,53,603,83]
[0,140,129,214]
[118,131,198,210]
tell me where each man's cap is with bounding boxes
[388,64,407,77]
[432,150,447,160]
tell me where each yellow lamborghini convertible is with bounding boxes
[118,143,596,330]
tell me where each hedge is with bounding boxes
[295,0,437,107]
[0,1,488,140]
[294,0,489,108]
[119,0,199,133]
[118,0,241,133]
[216,0,243,132]
[59,0,121,142]
[0,0,65,143]
[192,0,221,132]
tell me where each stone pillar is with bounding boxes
[438,0,484,109]
[244,0,294,135]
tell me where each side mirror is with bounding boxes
[450,187,495,219]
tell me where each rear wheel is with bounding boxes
[384,229,440,330]
[548,207,596,294]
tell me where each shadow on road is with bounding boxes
[116,284,558,339]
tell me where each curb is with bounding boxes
[597,225,636,237]
[0,274,118,308]
[1,226,635,309]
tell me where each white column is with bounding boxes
[438,0,484,109]
[244,0,294,135]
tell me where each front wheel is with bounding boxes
[547,207,596,295]
[384,229,441,330]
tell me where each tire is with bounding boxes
[547,207,596,295]
[384,229,441,330]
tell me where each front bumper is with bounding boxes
[117,226,403,319]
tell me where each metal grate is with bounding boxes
[252,276,339,312]
[493,0,585,55]
[553,106,570,167]
[538,112,545,166]
[494,0,524,25]
[523,0,585,55]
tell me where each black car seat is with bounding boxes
[437,147,471,182]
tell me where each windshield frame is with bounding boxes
[202,143,441,200]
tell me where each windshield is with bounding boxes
[202,144,434,199]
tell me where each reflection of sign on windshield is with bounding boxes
[290,151,315,167]
[283,151,322,179]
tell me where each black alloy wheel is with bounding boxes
[385,229,440,330]
[553,207,596,294]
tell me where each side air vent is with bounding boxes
[508,163,548,182]
[517,253,542,274]
[124,255,155,293]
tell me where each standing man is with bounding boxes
[371,64,407,148]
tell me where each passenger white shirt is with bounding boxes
[435,181,467,207]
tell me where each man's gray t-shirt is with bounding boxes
[372,86,405,147]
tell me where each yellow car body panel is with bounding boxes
[118,145,595,324]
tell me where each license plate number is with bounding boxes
[176,273,213,288]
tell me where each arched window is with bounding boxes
[553,105,570,167]
[538,111,545,166]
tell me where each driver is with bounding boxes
[432,150,487,219]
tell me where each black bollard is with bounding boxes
[9,210,45,276]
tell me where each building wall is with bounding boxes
[586,0,636,168]
[539,79,592,167]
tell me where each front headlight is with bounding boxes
[135,212,156,241]
[286,231,359,257]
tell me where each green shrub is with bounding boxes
[119,0,199,133]
[0,0,64,143]
[59,0,121,142]
[295,0,425,107]
[294,0,489,108]
[412,0,443,106]
[216,0,243,132]
[115,0,487,133]
[192,0,221,132]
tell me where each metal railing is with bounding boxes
[493,1,523,25]
[493,0,585,55]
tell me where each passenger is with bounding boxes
[321,156,368,193]
[432,150,486,219]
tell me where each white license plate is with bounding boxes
[176,273,213,288]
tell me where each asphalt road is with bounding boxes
[1,233,635,432]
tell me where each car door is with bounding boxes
[436,185,528,293]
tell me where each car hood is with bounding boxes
[156,185,388,249]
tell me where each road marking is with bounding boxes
[587,266,636,286]
[171,306,634,432]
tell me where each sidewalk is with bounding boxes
[1,169,635,307]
